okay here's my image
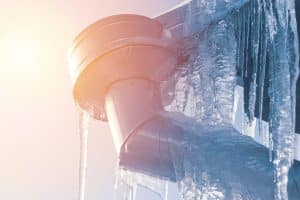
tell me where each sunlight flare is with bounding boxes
[0,31,42,78]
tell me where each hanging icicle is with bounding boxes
[232,0,299,199]
[77,108,90,200]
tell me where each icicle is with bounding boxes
[286,0,300,146]
[114,181,136,200]
[116,168,169,200]
[190,34,217,122]
[161,0,299,199]
[171,19,237,125]
[77,108,90,200]
[264,0,299,199]
[209,19,237,124]
[243,4,251,84]
[257,0,268,136]
[230,1,299,198]
[248,0,261,123]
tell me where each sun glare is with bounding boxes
[0,32,41,79]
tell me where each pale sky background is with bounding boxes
[0,0,182,199]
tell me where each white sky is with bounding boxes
[0,0,181,199]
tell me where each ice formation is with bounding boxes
[73,0,299,199]
[165,0,299,199]
[78,109,90,200]
[115,169,169,200]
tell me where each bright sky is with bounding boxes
[0,0,182,200]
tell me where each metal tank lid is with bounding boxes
[69,14,177,120]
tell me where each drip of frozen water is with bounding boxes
[78,109,90,200]
[115,168,169,200]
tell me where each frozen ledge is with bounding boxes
[154,0,300,162]
[154,0,249,40]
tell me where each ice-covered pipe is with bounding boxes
[68,2,300,198]
[69,14,181,179]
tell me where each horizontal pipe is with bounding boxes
[119,113,300,199]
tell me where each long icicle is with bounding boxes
[248,0,260,123]
[78,109,90,200]
[232,1,298,198]
[257,0,267,137]
[265,0,298,199]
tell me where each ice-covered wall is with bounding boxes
[157,0,300,199]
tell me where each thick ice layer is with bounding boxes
[117,114,300,199]
[162,0,299,199]
[166,18,237,126]
[167,122,300,200]
[266,1,299,199]
[117,2,299,199]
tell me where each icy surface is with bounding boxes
[168,123,273,200]
[231,1,299,199]
[74,0,299,200]
[115,169,169,200]
[78,109,90,200]
[263,1,299,199]
[183,0,249,35]
[166,19,237,125]
[164,117,299,200]
[163,0,299,199]
[117,115,300,200]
